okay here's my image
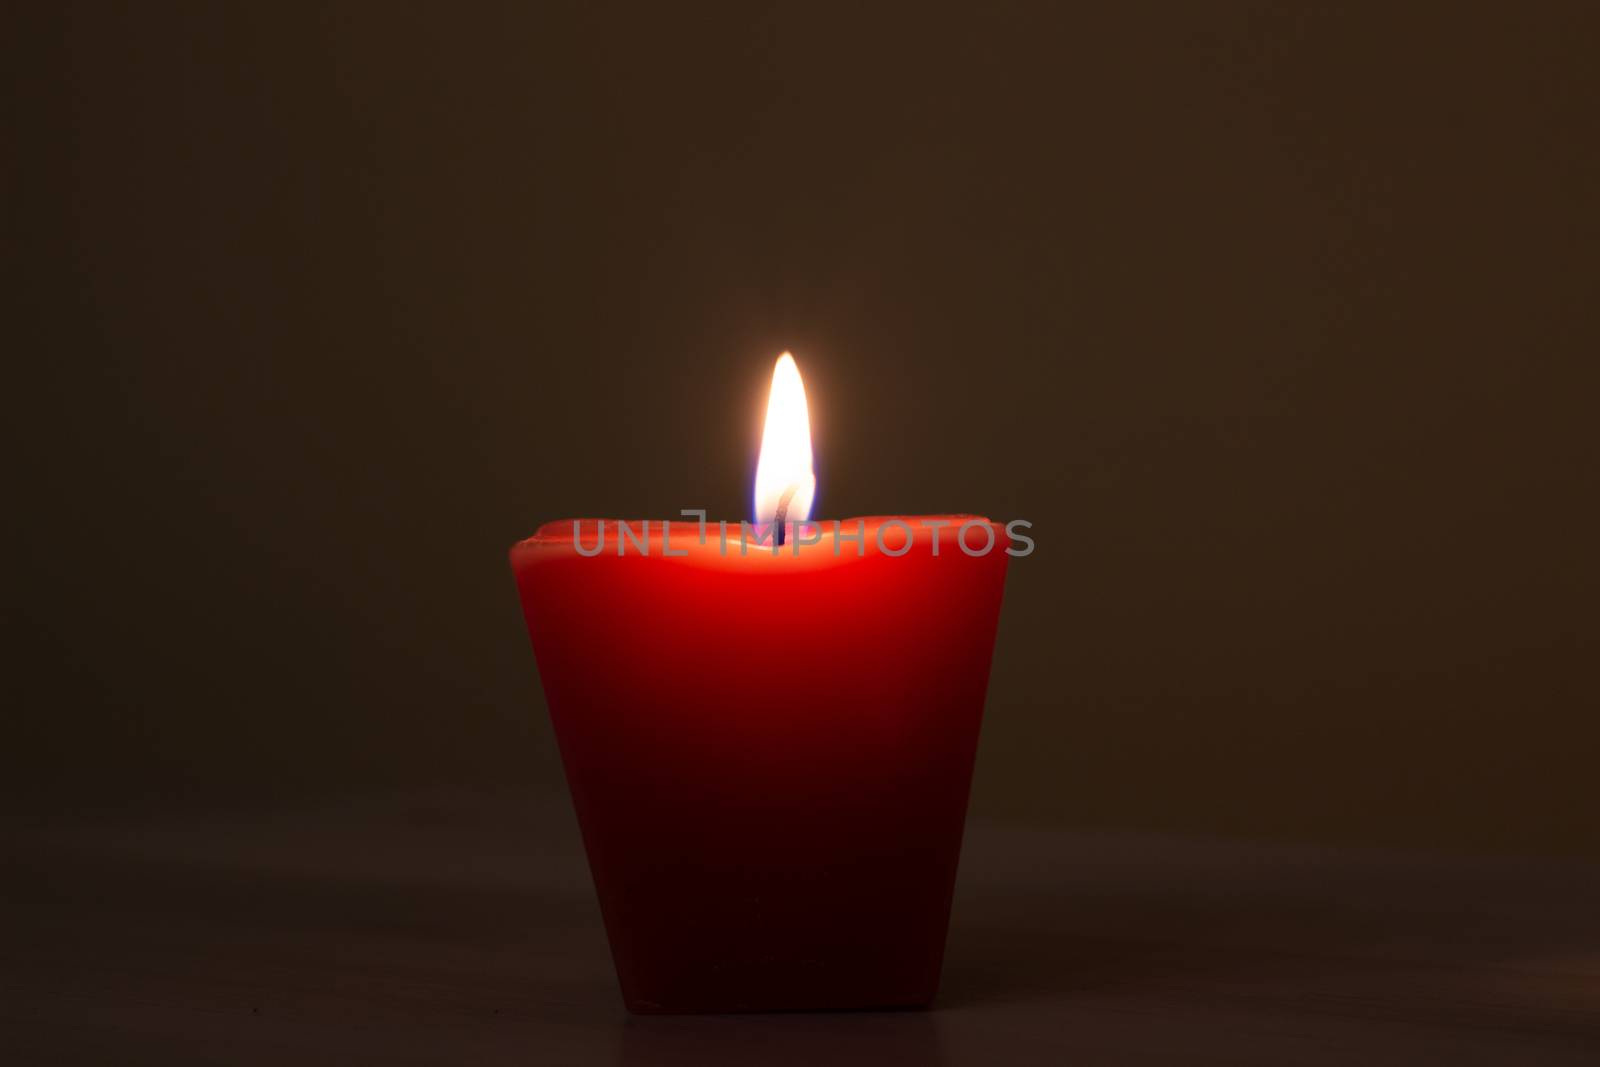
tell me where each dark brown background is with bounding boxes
[9,3,1598,855]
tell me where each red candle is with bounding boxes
[510,356,1010,1013]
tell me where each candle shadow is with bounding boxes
[613,1008,947,1067]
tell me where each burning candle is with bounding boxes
[510,354,1014,1013]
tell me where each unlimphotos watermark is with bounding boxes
[569,511,1035,558]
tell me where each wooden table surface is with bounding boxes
[5,790,1598,1065]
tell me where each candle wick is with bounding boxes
[773,484,798,548]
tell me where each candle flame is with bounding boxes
[753,352,816,526]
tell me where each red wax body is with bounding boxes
[510,516,1008,1013]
